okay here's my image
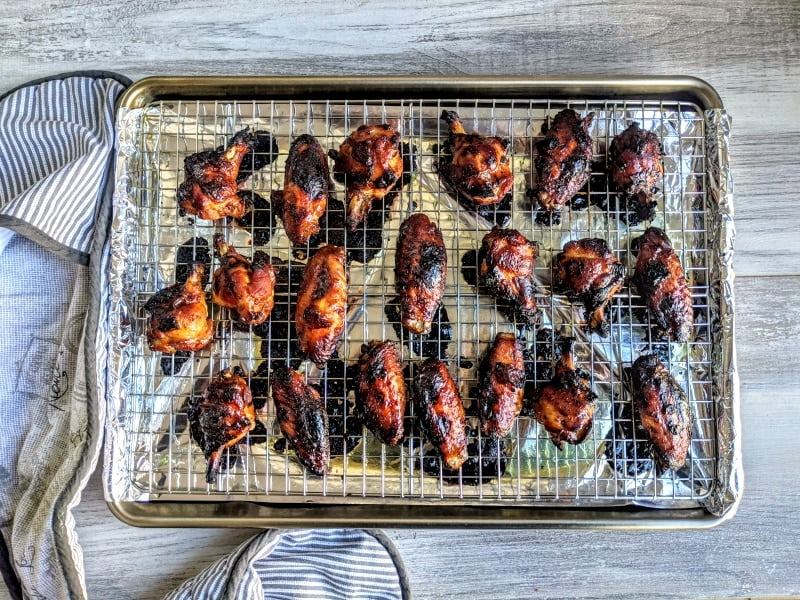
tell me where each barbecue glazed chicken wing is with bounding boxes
[478,227,539,324]
[608,123,664,224]
[632,227,694,342]
[295,245,348,366]
[271,366,330,475]
[631,354,692,470]
[439,110,514,205]
[478,333,525,438]
[211,234,276,326]
[395,213,447,335]
[531,339,597,449]
[272,134,330,245]
[144,263,213,354]
[555,238,625,337]
[355,341,408,446]
[413,358,468,470]
[189,367,255,484]
[333,124,403,231]
[534,109,595,216]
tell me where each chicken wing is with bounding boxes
[439,110,513,206]
[478,333,525,438]
[295,245,348,366]
[395,213,447,335]
[555,237,625,337]
[211,234,276,326]
[188,366,255,483]
[332,124,403,231]
[631,354,692,470]
[144,263,213,354]
[608,123,664,225]
[631,227,694,342]
[271,366,330,475]
[355,340,407,446]
[531,339,596,449]
[477,226,539,324]
[413,358,467,470]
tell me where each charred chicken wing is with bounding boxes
[332,124,403,231]
[555,238,625,337]
[414,358,468,470]
[608,123,664,224]
[534,109,595,216]
[271,366,330,475]
[211,234,276,326]
[632,227,694,342]
[395,213,447,335]
[478,333,525,438]
[439,110,514,205]
[355,340,408,446]
[144,263,213,354]
[295,245,348,366]
[631,354,692,470]
[189,367,255,484]
[531,339,596,449]
[478,226,539,324]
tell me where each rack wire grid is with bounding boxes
[119,96,716,508]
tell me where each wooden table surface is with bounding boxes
[2,1,799,598]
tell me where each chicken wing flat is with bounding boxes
[478,226,539,324]
[211,234,276,326]
[271,366,330,475]
[413,358,467,470]
[534,109,595,217]
[531,339,596,449]
[395,213,447,335]
[144,263,213,354]
[273,134,330,245]
[631,354,692,470]
[439,110,513,206]
[295,245,348,366]
[478,333,525,438]
[555,237,625,337]
[355,340,407,446]
[332,124,403,231]
[608,123,664,225]
[631,227,694,342]
[188,366,255,483]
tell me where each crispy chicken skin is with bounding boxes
[439,110,513,205]
[631,354,692,470]
[295,245,348,366]
[144,263,213,354]
[211,234,276,326]
[478,226,539,324]
[631,227,694,342]
[189,367,255,484]
[414,358,468,470]
[478,333,525,438]
[271,366,330,475]
[273,134,330,245]
[534,109,595,215]
[609,123,664,224]
[356,341,408,446]
[333,124,403,231]
[531,339,596,449]
[555,238,625,337]
[395,213,447,335]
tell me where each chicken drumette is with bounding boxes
[188,366,255,484]
[332,124,403,231]
[144,263,214,354]
[555,238,625,337]
[608,123,664,225]
[395,213,447,335]
[478,333,525,438]
[355,340,407,446]
[631,227,694,342]
[438,110,514,206]
[211,234,276,326]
